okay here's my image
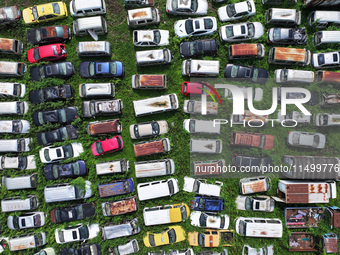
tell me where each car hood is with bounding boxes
[30,66,42,81]
[79,62,90,77]
[159,30,170,45]
[179,42,191,57]
[27,28,39,45]
[88,223,100,239]
[252,22,264,39]
[174,20,188,38]
[65,107,78,123]
[190,211,202,226]
[29,89,43,104]
[71,143,84,158]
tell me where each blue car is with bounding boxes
[98,178,134,198]
[79,61,124,78]
[191,196,224,212]
[43,160,87,180]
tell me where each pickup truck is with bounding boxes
[191,196,224,212]
[102,218,140,240]
[82,99,123,118]
[183,177,222,197]
[188,230,235,247]
[102,196,138,216]
[230,132,275,150]
[98,178,134,198]
[108,239,139,255]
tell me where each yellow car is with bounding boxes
[23,2,67,24]
[143,225,186,247]
[188,229,235,247]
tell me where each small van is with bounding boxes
[0,138,31,152]
[183,100,218,115]
[228,43,265,60]
[135,159,175,178]
[134,138,171,157]
[143,203,189,226]
[137,178,179,201]
[192,160,225,177]
[314,113,340,126]
[266,8,301,26]
[184,119,221,134]
[0,38,23,55]
[0,82,25,98]
[314,31,340,46]
[70,0,106,17]
[235,217,283,238]
[0,61,26,77]
[102,218,140,240]
[98,178,134,198]
[182,59,220,77]
[2,173,37,190]
[132,74,166,89]
[44,181,92,203]
[1,195,39,212]
[136,49,172,66]
[190,139,222,154]
[96,159,129,175]
[133,93,178,117]
[8,232,46,251]
[127,7,160,28]
[308,11,340,28]
[73,16,108,37]
[239,176,271,195]
[275,69,314,83]
[268,47,311,66]
[87,119,122,135]
[0,101,28,115]
[79,83,114,98]
[102,196,138,216]
[0,155,36,170]
[315,70,340,83]
[77,41,111,57]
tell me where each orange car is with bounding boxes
[230,132,275,150]
[188,229,234,247]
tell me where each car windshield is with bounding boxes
[198,233,205,246]
[191,0,198,12]
[185,20,194,34]
[4,7,14,19]
[225,26,234,38]
[32,7,38,20]
[33,48,40,61]
[273,28,281,40]
[247,23,255,37]
[55,26,65,38]
[52,3,60,14]
[153,30,161,44]
[52,165,59,179]
[58,231,65,243]
[239,221,246,235]
[109,62,117,75]
[63,145,73,158]
[199,213,207,227]
[149,234,155,246]
[245,197,253,210]
[189,41,197,56]
[59,109,66,123]
[180,206,188,220]
[281,69,288,82]
[204,18,213,29]
[35,29,42,41]
[79,226,89,240]
[318,54,325,66]
[44,149,51,162]
[152,122,159,134]
[59,63,67,75]
[252,68,259,82]
[89,62,95,76]
[168,228,177,243]
[230,65,239,78]
[95,142,104,154]
[72,162,80,175]
[227,4,236,17]
[260,135,266,148]
[313,135,320,147]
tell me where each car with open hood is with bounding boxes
[27,43,66,64]
[236,195,275,212]
[268,27,307,45]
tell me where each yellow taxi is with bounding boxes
[143,225,186,247]
[188,229,234,247]
[23,2,67,24]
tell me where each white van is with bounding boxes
[183,119,220,134]
[183,177,223,197]
[44,181,92,203]
[183,100,218,115]
[274,69,314,83]
[314,113,340,126]
[266,8,301,26]
[137,178,179,201]
[77,41,111,57]
[308,11,340,28]
[235,217,283,238]
[0,61,26,77]
[73,16,108,37]
[0,38,23,55]
[136,49,172,66]
[314,31,340,46]
[2,173,37,190]
[9,232,46,251]
[133,93,178,117]
[0,138,31,152]
[70,0,106,17]
[143,203,189,226]
[0,82,25,97]
[0,155,36,170]
[0,120,30,134]
[135,159,175,178]
[127,7,160,28]
[182,59,220,77]
[79,83,115,98]
[0,101,28,115]
[190,139,223,154]
[1,195,39,212]
[96,159,129,175]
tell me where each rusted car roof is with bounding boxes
[0,38,15,51]
[106,196,137,216]
[134,139,165,157]
[230,44,259,56]
[274,47,307,62]
[321,71,340,83]
[140,75,165,87]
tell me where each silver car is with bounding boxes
[166,0,208,16]
[236,195,274,212]
[129,120,168,139]
[287,131,326,149]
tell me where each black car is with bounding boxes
[29,84,74,104]
[79,61,125,78]
[37,125,79,146]
[224,64,269,84]
[60,244,101,255]
[32,106,78,126]
[278,88,318,105]
[43,160,87,180]
[232,154,273,168]
[268,28,307,45]
[179,39,219,58]
[27,25,71,45]
[50,203,96,224]
[30,62,74,81]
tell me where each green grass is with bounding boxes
[0,0,340,254]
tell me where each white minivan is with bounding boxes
[0,138,31,152]
[8,232,46,251]
[0,120,30,134]
[143,203,189,226]
[182,59,220,77]
[96,159,129,175]
[235,217,283,238]
[183,176,223,197]
[2,173,37,190]
[0,101,28,115]
[1,195,39,212]
[0,82,25,97]
[70,0,106,17]
[135,159,175,178]
[137,178,179,201]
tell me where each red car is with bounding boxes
[27,43,66,63]
[91,135,124,156]
[182,82,211,96]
